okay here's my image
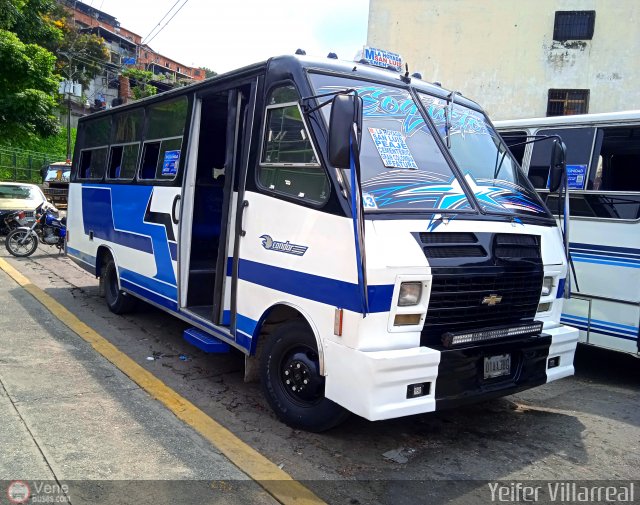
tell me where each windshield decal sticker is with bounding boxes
[468,175,547,214]
[317,85,427,137]
[419,95,490,138]
[362,171,471,210]
[368,128,418,169]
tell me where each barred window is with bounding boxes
[547,89,590,117]
[553,11,596,41]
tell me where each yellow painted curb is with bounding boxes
[0,258,325,505]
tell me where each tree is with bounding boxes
[1,0,64,47]
[0,0,64,142]
[0,29,59,141]
[121,68,157,100]
[200,66,217,79]
[54,11,109,88]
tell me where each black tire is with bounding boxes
[260,321,350,432]
[103,258,137,314]
[5,229,38,257]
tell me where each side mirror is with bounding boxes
[328,94,362,168]
[548,140,567,193]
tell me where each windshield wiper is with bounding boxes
[444,90,461,149]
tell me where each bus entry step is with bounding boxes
[183,327,230,353]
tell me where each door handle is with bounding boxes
[239,200,249,237]
[172,195,181,224]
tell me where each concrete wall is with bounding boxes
[367,0,640,119]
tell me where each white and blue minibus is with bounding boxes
[496,111,640,357]
[67,52,578,431]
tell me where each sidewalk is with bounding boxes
[0,268,275,503]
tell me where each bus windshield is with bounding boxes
[309,73,472,212]
[44,166,71,182]
[418,93,549,217]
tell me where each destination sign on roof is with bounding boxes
[360,46,403,72]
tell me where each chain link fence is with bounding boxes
[0,147,65,184]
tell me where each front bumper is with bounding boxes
[324,323,579,421]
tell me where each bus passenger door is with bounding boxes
[226,81,259,348]
[179,82,255,330]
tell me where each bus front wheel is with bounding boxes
[260,321,349,432]
[103,258,137,314]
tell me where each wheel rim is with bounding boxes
[8,232,35,254]
[278,344,324,405]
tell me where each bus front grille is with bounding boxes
[421,266,543,347]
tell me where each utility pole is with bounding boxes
[59,50,89,163]
[60,51,77,163]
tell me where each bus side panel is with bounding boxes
[67,183,181,310]
[67,182,97,274]
[562,218,640,355]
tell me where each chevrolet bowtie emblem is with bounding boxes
[482,294,503,306]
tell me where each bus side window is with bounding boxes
[78,148,107,180]
[258,84,329,204]
[140,142,161,180]
[531,127,595,190]
[108,146,124,179]
[589,126,640,192]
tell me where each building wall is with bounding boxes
[367,0,640,119]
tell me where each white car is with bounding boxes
[0,182,58,234]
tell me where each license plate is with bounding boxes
[484,354,511,379]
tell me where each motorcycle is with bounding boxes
[5,203,66,257]
[1,209,30,235]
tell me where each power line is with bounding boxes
[141,0,183,44]
[144,0,191,46]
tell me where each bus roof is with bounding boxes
[77,54,483,124]
[495,110,640,129]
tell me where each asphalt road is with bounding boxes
[1,246,638,504]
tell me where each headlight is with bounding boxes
[541,277,554,297]
[398,281,422,306]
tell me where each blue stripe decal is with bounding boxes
[570,242,640,257]
[236,331,252,352]
[119,268,177,301]
[82,186,153,254]
[560,319,637,342]
[569,242,640,269]
[570,321,636,337]
[169,241,177,262]
[237,258,394,314]
[121,279,178,311]
[556,278,566,299]
[570,255,640,268]
[67,247,96,269]
[237,313,258,338]
[561,314,639,341]
[571,252,640,264]
[561,313,639,331]
[81,185,177,285]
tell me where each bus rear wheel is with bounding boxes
[260,320,349,432]
[103,258,137,314]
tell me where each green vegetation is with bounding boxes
[0,0,109,147]
[0,127,74,182]
[122,68,158,100]
[0,28,60,142]
[200,66,217,79]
